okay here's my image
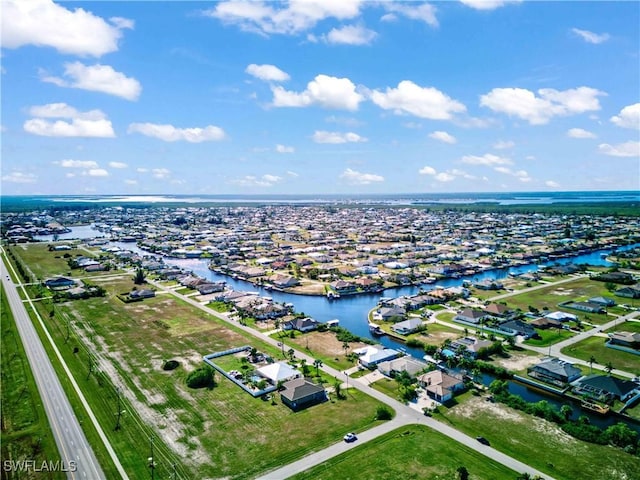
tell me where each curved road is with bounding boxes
[151,279,554,480]
[1,255,109,479]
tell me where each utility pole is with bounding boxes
[115,387,124,431]
[148,436,156,480]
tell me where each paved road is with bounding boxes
[151,279,554,480]
[1,256,106,479]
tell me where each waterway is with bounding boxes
[37,226,640,429]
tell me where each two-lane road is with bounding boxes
[1,257,106,479]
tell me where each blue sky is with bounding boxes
[1,0,639,195]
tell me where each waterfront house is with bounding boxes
[417,370,465,403]
[573,375,639,403]
[283,317,319,333]
[445,337,493,359]
[375,305,406,322]
[391,318,424,335]
[280,378,327,411]
[527,358,582,387]
[270,274,300,288]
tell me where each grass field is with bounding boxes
[434,393,640,480]
[0,285,64,479]
[289,424,520,480]
[560,335,640,375]
[34,272,388,479]
[524,328,574,347]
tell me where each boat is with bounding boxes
[580,401,610,415]
[326,291,340,300]
[369,323,384,335]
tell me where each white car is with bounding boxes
[343,433,357,443]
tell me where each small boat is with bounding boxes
[581,401,610,415]
[369,323,384,335]
[327,291,340,300]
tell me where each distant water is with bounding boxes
[1,190,639,209]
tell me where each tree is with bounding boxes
[333,379,343,399]
[300,359,309,375]
[375,405,393,420]
[605,362,614,376]
[313,359,323,377]
[133,268,146,285]
[342,341,350,357]
[560,404,573,421]
[456,466,469,480]
[287,348,295,361]
[589,355,596,374]
[604,422,638,449]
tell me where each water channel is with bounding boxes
[39,225,640,430]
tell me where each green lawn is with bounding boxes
[434,393,640,480]
[560,336,640,375]
[35,273,388,479]
[0,285,64,479]
[524,328,574,347]
[290,424,520,480]
[606,320,640,334]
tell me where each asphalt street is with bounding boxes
[1,256,106,480]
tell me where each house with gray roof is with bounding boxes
[573,375,639,402]
[528,357,582,387]
[391,318,424,335]
[280,378,326,411]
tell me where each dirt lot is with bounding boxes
[287,330,368,358]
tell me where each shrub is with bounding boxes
[162,360,180,371]
[186,366,215,389]
[375,405,393,420]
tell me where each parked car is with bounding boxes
[476,436,490,446]
[343,433,357,443]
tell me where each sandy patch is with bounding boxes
[454,395,524,423]
[289,330,368,357]
[493,352,541,372]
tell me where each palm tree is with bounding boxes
[605,361,614,376]
[313,359,323,377]
[287,348,295,361]
[560,404,573,421]
[342,341,350,357]
[300,358,308,375]
[589,355,596,374]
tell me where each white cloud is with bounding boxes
[286,170,299,177]
[598,141,640,157]
[1,0,131,57]
[419,166,437,176]
[40,62,141,100]
[324,24,377,45]
[428,131,457,144]
[272,74,363,110]
[24,103,115,138]
[339,168,383,185]
[434,172,455,182]
[480,86,605,124]
[571,28,610,44]
[2,171,37,183]
[58,159,99,168]
[567,128,596,139]
[493,140,514,149]
[370,81,466,120]
[128,123,226,142]
[85,168,109,177]
[461,153,512,166]
[460,0,521,10]
[312,131,367,144]
[109,17,134,30]
[245,63,290,82]
[545,180,560,188]
[152,168,171,179]
[109,161,128,168]
[382,3,438,27]
[494,166,531,182]
[275,144,295,153]
[231,174,284,187]
[205,0,363,36]
[136,168,148,173]
[124,179,138,185]
[610,103,640,130]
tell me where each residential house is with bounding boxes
[527,358,582,387]
[573,374,639,403]
[129,289,156,299]
[353,345,401,369]
[608,331,640,350]
[377,356,428,378]
[530,317,563,330]
[375,305,406,322]
[417,370,465,403]
[500,319,537,339]
[270,274,300,288]
[280,378,327,411]
[454,308,488,325]
[196,282,225,295]
[329,280,357,294]
[484,303,511,318]
[283,317,319,333]
[445,337,493,359]
[256,362,301,384]
[391,318,424,335]
[589,296,616,307]
[615,286,640,299]
[544,311,578,322]
[44,276,76,290]
[564,301,605,314]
